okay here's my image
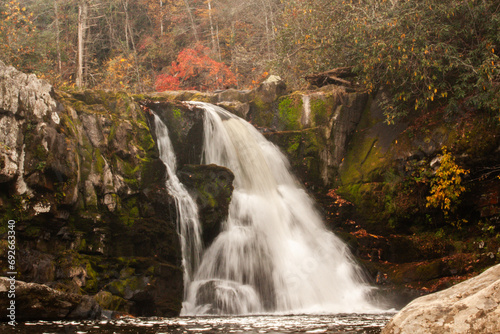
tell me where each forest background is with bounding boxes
[1,0,498,123]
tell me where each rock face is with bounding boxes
[0,61,234,318]
[382,263,500,334]
[0,60,183,317]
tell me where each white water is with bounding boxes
[153,114,203,298]
[301,94,311,126]
[179,102,378,315]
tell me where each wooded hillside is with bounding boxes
[1,0,498,122]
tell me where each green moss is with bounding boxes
[129,206,139,218]
[34,144,49,161]
[278,96,302,130]
[108,274,146,298]
[108,123,117,142]
[339,99,388,185]
[191,92,217,103]
[84,262,99,293]
[340,136,379,185]
[287,135,301,154]
[250,96,274,128]
[24,223,42,238]
[173,108,182,121]
[95,291,129,311]
[94,148,105,174]
[78,137,95,181]
[116,196,140,226]
[311,98,328,125]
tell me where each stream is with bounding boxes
[1,313,395,333]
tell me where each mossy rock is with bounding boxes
[265,128,326,188]
[179,164,234,246]
[107,275,148,299]
[248,96,275,128]
[95,291,130,312]
[277,94,303,131]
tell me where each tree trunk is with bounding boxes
[304,67,356,87]
[183,0,199,42]
[54,0,62,74]
[123,0,129,50]
[160,0,164,35]
[77,0,88,88]
[208,0,216,52]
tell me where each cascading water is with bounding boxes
[179,102,378,315]
[301,94,311,126]
[153,114,203,298]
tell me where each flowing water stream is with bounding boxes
[153,114,203,298]
[2,313,395,333]
[156,102,381,315]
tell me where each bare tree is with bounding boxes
[76,0,88,88]
[183,0,199,42]
[54,0,62,74]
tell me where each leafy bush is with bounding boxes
[426,147,469,215]
[155,44,237,91]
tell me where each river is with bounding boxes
[1,313,395,333]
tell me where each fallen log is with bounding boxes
[305,67,356,87]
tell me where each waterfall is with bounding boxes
[153,114,203,299]
[301,94,311,127]
[179,102,377,315]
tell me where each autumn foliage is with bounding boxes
[0,0,37,71]
[426,147,469,215]
[155,44,237,91]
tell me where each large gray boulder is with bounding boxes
[382,263,500,334]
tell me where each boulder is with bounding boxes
[179,164,234,246]
[0,277,101,321]
[254,75,287,104]
[382,263,500,334]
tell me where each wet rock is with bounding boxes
[95,290,130,312]
[382,263,500,334]
[195,279,261,315]
[179,164,234,246]
[17,249,56,283]
[0,277,101,321]
[144,100,205,166]
[217,101,250,119]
